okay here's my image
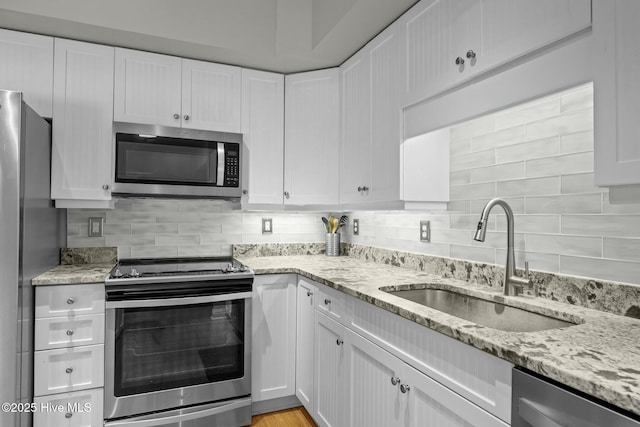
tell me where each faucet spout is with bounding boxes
[473,198,532,296]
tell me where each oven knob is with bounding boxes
[112,268,123,278]
[130,268,140,278]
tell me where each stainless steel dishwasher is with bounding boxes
[512,368,640,427]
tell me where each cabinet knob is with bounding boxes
[357,186,363,192]
[242,189,248,195]
[66,329,74,336]
[400,384,411,393]
[65,413,73,419]
[184,114,190,121]
[455,56,465,65]
[102,184,110,190]
[362,186,369,192]
[173,113,180,119]
[66,298,75,305]
[391,376,400,386]
[466,49,476,59]
[283,191,290,199]
[324,298,331,305]
[307,291,313,297]
[336,338,344,346]
[65,367,73,374]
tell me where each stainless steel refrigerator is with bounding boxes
[0,90,65,427]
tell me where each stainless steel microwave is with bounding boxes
[112,122,242,199]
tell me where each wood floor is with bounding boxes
[250,406,317,427]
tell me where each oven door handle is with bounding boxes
[104,397,251,427]
[105,291,252,309]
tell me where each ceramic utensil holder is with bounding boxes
[325,233,340,256]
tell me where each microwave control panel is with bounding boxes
[224,144,240,187]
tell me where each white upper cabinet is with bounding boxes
[593,0,640,187]
[114,48,241,132]
[284,69,340,206]
[51,39,114,206]
[340,23,401,206]
[0,29,53,117]
[241,69,285,205]
[399,0,591,106]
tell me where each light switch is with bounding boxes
[88,217,104,237]
[262,218,273,234]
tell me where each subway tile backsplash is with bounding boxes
[67,83,640,287]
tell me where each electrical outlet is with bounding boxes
[88,217,104,237]
[262,218,273,234]
[353,219,359,235]
[419,220,430,242]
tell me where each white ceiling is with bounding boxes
[0,0,419,73]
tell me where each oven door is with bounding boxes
[104,291,251,420]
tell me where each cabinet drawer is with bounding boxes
[34,345,104,396]
[33,388,103,427]
[35,284,104,318]
[315,284,346,324]
[35,314,105,350]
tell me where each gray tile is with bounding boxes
[525,194,602,215]
[450,170,471,186]
[603,238,640,263]
[497,177,560,197]
[450,182,495,201]
[450,244,496,264]
[561,173,605,195]
[103,223,132,236]
[560,255,639,286]
[178,245,228,257]
[560,83,593,113]
[495,137,559,164]
[561,215,640,238]
[411,241,451,257]
[67,236,106,248]
[132,223,179,234]
[470,197,525,215]
[450,148,495,172]
[131,246,179,258]
[106,211,155,224]
[446,200,470,214]
[560,131,593,154]
[496,215,560,234]
[496,249,560,274]
[525,108,593,140]
[471,125,525,152]
[469,162,525,184]
[450,115,494,141]
[450,137,472,156]
[179,223,222,234]
[525,152,593,179]
[156,234,200,246]
[525,234,602,258]
[105,235,155,246]
[494,96,561,131]
[130,199,180,212]
[156,212,203,223]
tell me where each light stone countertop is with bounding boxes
[239,254,640,416]
[32,263,114,285]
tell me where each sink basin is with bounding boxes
[383,288,576,332]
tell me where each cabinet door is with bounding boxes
[241,69,285,205]
[345,329,403,427]
[284,69,340,205]
[340,49,370,204]
[251,275,297,402]
[182,59,241,132]
[314,312,345,427]
[33,388,103,427]
[296,278,316,414]
[51,39,114,203]
[476,0,591,77]
[399,0,480,106]
[113,48,182,127]
[368,24,401,203]
[402,363,508,427]
[594,0,640,186]
[0,29,53,118]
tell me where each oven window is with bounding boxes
[113,301,244,396]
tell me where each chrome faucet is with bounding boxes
[473,198,533,296]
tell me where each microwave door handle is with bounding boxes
[104,398,251,427]
[105,291,252,309]
[217,142,225,186]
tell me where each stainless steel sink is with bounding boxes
[383,288,576,332]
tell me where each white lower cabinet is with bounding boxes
[251,274,297,402]
[296,278,317,413]
[288,276,512,427]
[33,284,105,427]
[313,312,346,427]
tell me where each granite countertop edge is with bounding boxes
[240,255,640,417]
[32,263,115,286]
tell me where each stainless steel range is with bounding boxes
[103,257,253,427]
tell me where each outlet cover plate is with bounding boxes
[89,217,104,237]
[353,219,360,235]
[262,218,273,234]
[420,220,430,242]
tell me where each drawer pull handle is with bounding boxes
[324,298,331,305]
[400,384,411,393]
[391,376,400,386]
[66,329,74,336]
[307,291,313,297]
[65,367,73,374]
[65,412,73,419]
[336,338,343,346]
[66,298,75,305]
